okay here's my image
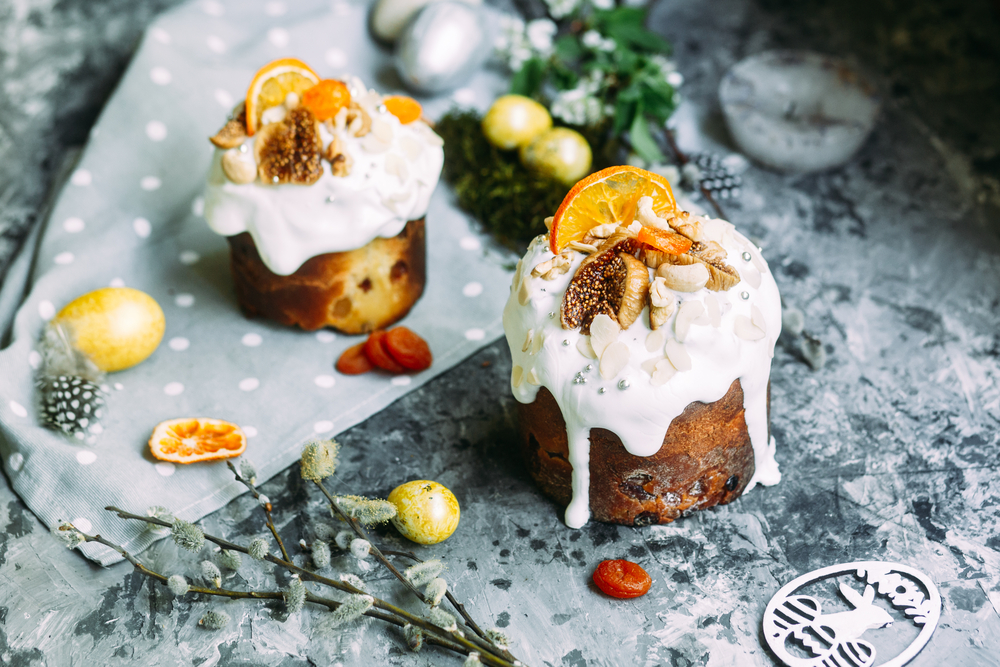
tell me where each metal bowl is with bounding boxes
[719,50,880,173]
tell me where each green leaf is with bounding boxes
[510,58,546,97]
[613,97,637,136]
[605,23,670,52]
[554,34,583,61]
[629,109,665,163]
[639,80,676,123]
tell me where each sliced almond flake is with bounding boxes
[590,314,619,358]
[651,359,677,386]
[530,330,545,355]
[705,294,722,327]
[568,240,598,254]
[522,329,534,353]
[645,329,666,353]
[734,315,766,341]
[543,216,554,231]
[333,106,349,131]
[400,135,422,161]
[260,105,287,125]
[362,135,391,153]
[517,276,531,306]
[750,249,767,273]
[372,118,394,144]
[664,339,692,372]
[627,220,642,234]
[674,301,706,342]
[531,258,554,278]
[511,259,523,294]
[599,341,630,380]
[511,365,524,387]
[526,367,541,385]
[751,304,767,333]
[640,356,664,376]
[744,266,762,289]
[576,336,597,359]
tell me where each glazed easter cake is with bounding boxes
[203,59,444,333]
[503,167,781,528]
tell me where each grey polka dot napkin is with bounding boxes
[0,0,513,565]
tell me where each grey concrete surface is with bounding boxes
[1,0,998,665]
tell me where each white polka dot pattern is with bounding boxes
[463,282,483,297]
[313,421,334,434]
[76,450,97,465]
[72,517,92,532]
[9,401,27,418]
[155,462,175,477]
[241,333,262,347]
[314,375,336,388]
[133,217,152,238]
[146,121,168,141]
[71,170,92,186]
[150,67,172,85]
[8,453,24,472]
[163,382,184,396]
[169,337,190,351]
[140,176,162,191]
[238,378,260,392]
[63,217,85,233]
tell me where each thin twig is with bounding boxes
[662,128,727,220]
[102,507,523,667]
[227,461,291,563]
[312,480,428,602]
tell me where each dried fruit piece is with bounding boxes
[301,79,351,121]
[637,226,692,255]
[550,166,676,255]
[364,331,406,373]
[593,559,652,599]
[615,253,650,330]
[384,327,432,372]
[245,58,320,136]
[656,263,710,293]
[560,233,640,333]
[384,95,423,124]
[336,342,374,375]
[150,418,246,464]
[662,244,741,292]
[254,107,324,185]
[210,105,248,148]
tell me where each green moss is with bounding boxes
[436,110,569,251]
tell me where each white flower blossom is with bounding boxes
[526,19,557,56]
[551,87,605,126]
[495,15,533,70]
[544,0,580,19]
[591,0,614,9]
[582,30,616,52]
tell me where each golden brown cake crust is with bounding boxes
[518,379,767,526]
[227,218,426,334]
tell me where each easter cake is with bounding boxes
[503,166,781,528]
[203,59,444,334]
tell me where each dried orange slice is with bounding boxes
[245,58,320,136]
[383,95,422,124]
[549,166,677,255]
[149,418,247,464]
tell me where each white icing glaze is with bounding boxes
[503,223,782,528]
[203,76,444,276]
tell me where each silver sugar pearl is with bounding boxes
[549,312,556,318]
[742,251,752,262]
[378,104,387,113]
[598,387,607,394]
[326,195,336,203]
[272,176,280,184]
[618,379,630,390]
[239,144,248,153]
[740,291,750,300]
[584,364,593,372]
[562,340,570,346]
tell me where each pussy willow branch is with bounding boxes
[75,527,466,653]
[314,482,517,664]
[103,507,522,667]
[226,461,291,563]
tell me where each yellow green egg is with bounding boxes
[482,95,552,150]
[388,480,460,545]
[54,287,165,372]
[519,127,593,186]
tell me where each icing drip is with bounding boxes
[503,225,782,528]
[203,76,444,276]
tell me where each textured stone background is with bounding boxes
[1,0,999,665]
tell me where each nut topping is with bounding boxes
[530,254,571,280]
[221,149,256,184]
[656,263,710,292]
[254,107,323,185]
[648,276,677,330]
[346,102,371,137]
[210,104,248,149]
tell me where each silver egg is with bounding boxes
[395,1,490,94]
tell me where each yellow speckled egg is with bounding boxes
[519,127,592,186]
[388,480,460,545]
[482,95,552,150]
[54,287,165,372]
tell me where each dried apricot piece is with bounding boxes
[637,225,692,255]
[336,342,374,375]
[592,559,652,599]
[384,327,432,371]
[149,418,247,464]
[364,331,406,373]
[301,79,352,121]
[383,95,422,124]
